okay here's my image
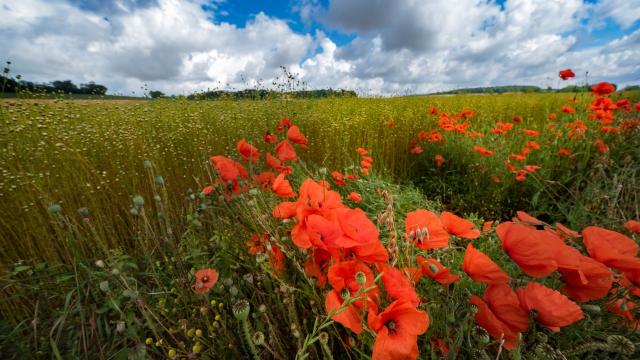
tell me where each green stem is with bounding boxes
[242,319,259,360]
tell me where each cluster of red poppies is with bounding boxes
[195,85,640,359]
[461,212,640,350]
[407,70,640,183]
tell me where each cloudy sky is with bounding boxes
[1,0,639,96]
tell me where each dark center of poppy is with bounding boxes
[202,276,209,283]
[340,288,350,300]
[385,320,397,334]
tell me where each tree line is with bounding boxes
[1,75,108,95]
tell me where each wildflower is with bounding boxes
[331,171,345,185]
[368,300,429,360]
[582,226,640,272]
[404,209,449,250]
[434,154,445,167]
[523,129,540,137]
[558,149,572,156]
[463,243,510,285]
[559,69,575,80]
[472,146,494,156]
[594,138,609,153]
[415,256,460,285]
[496,222,558,278]
[272,173,295,198]
[548,113,557,120]
[591,82,615,96]
[325,260,379,334]
[388,120,395,127]
[562,105,576,114]
[275,140,298,162]
[357,147,368,155]
[347,192,362,203]
[409,145,423,154]
[195,268,219,294]
[287,125,308,147]
[513,116,523,123]
[236,139,260,162]
[440,211,480,239]
[264,132,277,144]
[211,156,248,182]
[276,116,292,132]
[381,264,420,306]
[517,282,584,332]
[560,255,613,302]
[624,220,640,234]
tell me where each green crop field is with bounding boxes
[1,90,640,359]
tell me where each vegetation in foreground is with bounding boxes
[0,73,640,359]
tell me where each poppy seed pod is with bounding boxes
[607,335,635,355]
[154,175,164,186]
[77,207,90,218]
[143,160,153,168]
[318,332,329,344]
[355,271,367,286]
[233,300,250,321]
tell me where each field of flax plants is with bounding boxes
[1,78,640,359]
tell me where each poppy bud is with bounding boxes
[258,304,267,313]
[145,338,153,345]
[154,175,164,186]
[143,160,153,168]
[252,331,265,346]
[77,207,90,218]
[319,332,329,345]
[355,271,367,285]
[408,230,416,241]
[229,286,238,297]
[132,195,144,207]
[95,260,105,268]
[192,342,202,353]
[233,300,250,321]
[154,195,161,202]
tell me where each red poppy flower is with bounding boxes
[517,282,584,332]
[381,264,420,306]
[210,155,248,181]
[560,254,613,302]
[276,116,292,133]
[484,284,529,333]
[254,171,275,188]
[513,116,523,123]
[275,140,298,162]
[582,226,640,272]
[272,173,295,198]
[304,249,330,287]
[287,125,308,146]
[325,260,379,334]
[469,295,520,350]
[523,129,540,137]
[472,145,494,156]
[404,210,449,250]
[463,243,510,285]
[594,138,609,153]
[331,171,345,185]
[561,105,576,114]
[368,300,429,360]
[482,221,494,233]
[434,154,445,167]
[591,82,615,96]
[357,147,368,155]
[409,145,423,154]
[236,139,260,162]
[202,185,214,195]
[388,120,395,127]
[440,211,480,239]
[559,69,575,80]
[347,192,362,203]
[269,244,286,275]
[264,132,278,144]
[625,220,640,234]
[194,268,219,294]
[496,222,558,278]
[558,149,572,156]
[416,256,460,285]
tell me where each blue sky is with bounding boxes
[1,0,638,95]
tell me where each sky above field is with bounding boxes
[1,0,639,96]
